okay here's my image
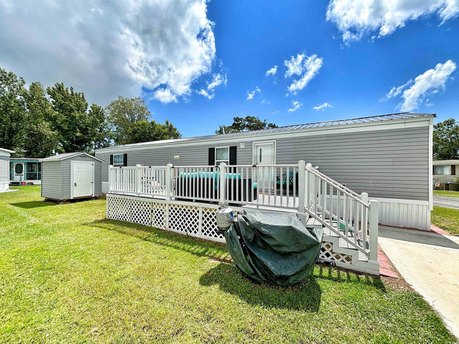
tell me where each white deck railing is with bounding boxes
[108,161,378,262]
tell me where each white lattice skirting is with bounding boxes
[106,194,375,274]
[107,194,225,243]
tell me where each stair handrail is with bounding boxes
[305,164,368,206]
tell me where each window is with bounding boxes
[113,154,124,166]
[215,147,229,165]
[15,163,23,174]
[434,165,451,175]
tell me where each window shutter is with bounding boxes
[452,165,456,175]
[110,154,113,165]
[208,148,215,166]
[123,153,128,166]
[229,146,237,165]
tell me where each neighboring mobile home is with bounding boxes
[9,158,42,185]
[95,112,434,230]
[0,148,14,192]
[433,160,459,190]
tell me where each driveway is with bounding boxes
[379,226,459,339]
[433,195,459,209]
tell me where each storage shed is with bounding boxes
[41,152,103,201]
[0,148,14,192]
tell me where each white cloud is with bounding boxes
[0,0,217,104]
[288,100,303,112]
[327,0,459,42]
[246,86,261,101]
[154,88,178,103]
[284,53,323,95]
[385,60,456,111]
[313,102,333,111]
[197,73,227,99]
[265,65,278,77]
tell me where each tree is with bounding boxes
[433,118,459,160]
[17,82,59,158]
[0,67,27,152]
[47,83,105,153]
[106,97,181,144]
[216,116,277,134]
[106,97,150,145]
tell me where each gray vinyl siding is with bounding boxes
[41,161,62,200]
[274,126,429,200]
[0,156,9,183]
[96,125,430,201]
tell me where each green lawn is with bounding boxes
[433,190,459,198]
[432,206,459,236]
[0,187,455,343]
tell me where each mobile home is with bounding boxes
[96,112,434,231]
[9,158,42,185]
[0,148,14,192]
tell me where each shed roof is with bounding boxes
[95,112,435,153]
[41,152,104,163]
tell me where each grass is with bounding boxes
[432,206,459,236]
[433,190,459,198]
[0,186,455,343]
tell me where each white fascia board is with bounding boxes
[95,116,432,154]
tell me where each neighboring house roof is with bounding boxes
[95,112,435,153]
[433,160,459,166]
[10,158,41,161]
[41,152,104,163]
[0,148,15,154]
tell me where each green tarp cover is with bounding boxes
[224,209,323,286]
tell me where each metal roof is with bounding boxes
[41,152,104,163]
[96,112,435,152]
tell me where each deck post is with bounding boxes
[108,165,113,193]
[369,200,379,263]
[166,163,173,201]
[297,160,306,219]
[136,164,142,195]
[219,162,227,205]
[361,192,368,204]
[305,163,312,210]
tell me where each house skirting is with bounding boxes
[374,198,430,231]
[0,182,9,192]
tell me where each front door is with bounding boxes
[72,161,95,198]
[253,141,276,190]
[13,163,25,182]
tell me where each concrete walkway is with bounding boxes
[379,226,459,339]
[433,195,459,209]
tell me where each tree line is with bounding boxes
[0,67,181,158]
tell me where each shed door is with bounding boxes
[71,161,95,198]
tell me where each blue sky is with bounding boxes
[146,1,459,137]
[1,0,458,138]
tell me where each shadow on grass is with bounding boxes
[87,218,386,295]
[87,219,231,263]
[10,200,57,209]
[200,263,322,311]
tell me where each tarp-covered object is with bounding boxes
[224,209,323,286]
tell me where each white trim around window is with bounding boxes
[215,146,229,165]
[113,153,124,166]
